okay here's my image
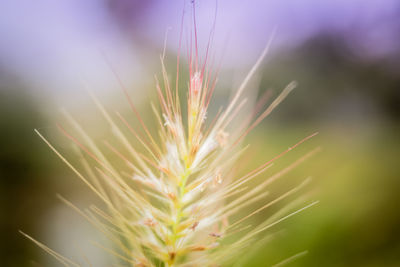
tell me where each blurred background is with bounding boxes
[0,0,399,266]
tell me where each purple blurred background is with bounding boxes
[1,1,400,266]
[1,0,399,103]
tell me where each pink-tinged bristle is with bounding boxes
[187,10,193,79]
[215,31,276,132]
[94,166,149,209]
[201,0,218,79]
[57,124,110,172]
[136,152,171,176]
[192,0,199,73]
[234,81,297,146]
[251,89,274,122]
[155,76,171,118]
[56,124,136,191]
[200,45,219,115]
[115,112,160,159]
[160,44,176,115]
[56,124,151,206]
[236,89,274,137]
[103,140,137,171]
[175,1,186,111]
[205,42,226,109]
[227,133,319,193]
[102,52,157,149]
[228,177,312,229]
[202,107,222,138]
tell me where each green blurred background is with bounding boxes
[1,0,399,266]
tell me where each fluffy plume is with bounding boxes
[23,2,319,266]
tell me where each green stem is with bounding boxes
[168,167,191,266]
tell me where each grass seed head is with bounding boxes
[24,2,319,266]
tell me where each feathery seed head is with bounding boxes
[24,2,319,267]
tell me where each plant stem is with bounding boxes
[168,167,191,266]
